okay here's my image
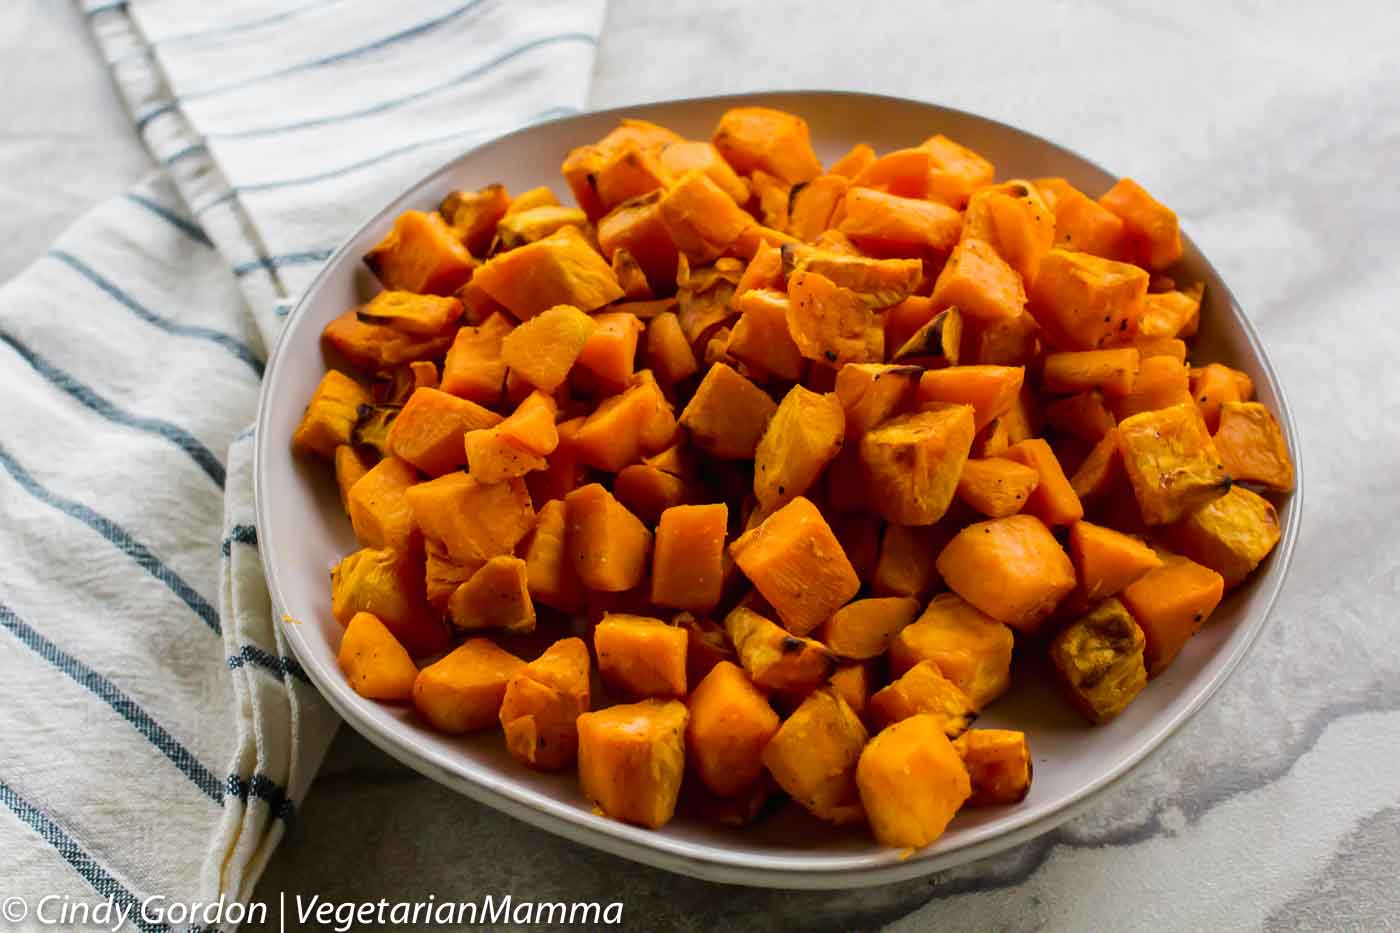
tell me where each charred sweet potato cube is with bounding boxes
[1214,401,1295,492]
[499,304,597,393]
[686,661,780,797]
[1098,177,1183,270]
[728,289,805,381]
[834,363,922,437]
[1069,520,1161,602]
[1029,249,1148,350]
[651,503,728,612]
[572,373,676,472]
[439,312,513,405]
[1135,284,1202,339]
[292,370,371,458]
[364,210,476,295]
[645,311,700,386]
[871,522,947,599]
[931,238,1027,322]
[331,547,450,658]
[1116,402,1230,525]
[789,249,923,310]
[440,182,511,255]
[1045,391,1117,443]
[820,596,920,661]
[788,174,850,241]
[856,713,970,848]
[356,290,463,336]
[916,365,1024,433]
[712,106,823,185]
[658,170,756,264]
[1120,553,1224,676]
[565,483,652,592]
[412,637,525,734]
[596,190,681,293]
[786,269,883,365]
[729,497,860,636]
[892,308,962,367]
[961,181,1056,286]
[869,660,978,736]
[753,386,846,511]
[1049,599,1148,724]
[1043,349,1141,397]
[889,593,1014,710]
[338,611,419,702]
[838,187,962,259]
[404,472,535,566]
[1170,485,1281,588]
[936,514,1076,634]
[446,555,535,634]
[594,613,688,699]
[1000,438,1084,526]
[498,637,591,771]
[953,729,1032,806]
[388,387,502,476]
[1035,177,1128,260]
[577,698,688,829]
[472,226,623,319]
[955,457,1040,518]
[860,405,976,525]
[1113,354,1193,419]
[346,455,419,552]
[724,606,835,693]
[762,688,867,825]
[679,363,777,460]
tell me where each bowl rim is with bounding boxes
[253,89,1303,889]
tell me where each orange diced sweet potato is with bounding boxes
[871,522,947,598]
[953,729,1032,806]
[724,606,835,694]
[686,661,780,797]
[856,713,970,848]
[595,190,681,293]
[753,386,846,511]
[916,365,1025,433]
[1116,402,1230,525]
[412,637,525,734]
[472,226,623,319]
[565,483,652,592]
[346,455,420,552]
[860,405,976,525]
[330,546,450,658]
[936,514,1076,634]
[820,596,920,661]
[834,363,922,437]
[829,142,876,179]
[889,593,1014,709]
[1120,553,1225,676]
[440,182,511,255]
[678,362,777,460]
[1049,599,1147,724]
[1098,177,1183,270]
[658,170,756,264]
[1114,354,1193,419]
[364,209,476,295]
[389,386,502,476]
[575,311,644,393]
[651,503,728,612]
[1000,438,1084,526]
[439,312,514,405]
[500,304,598,393]
[520,498,584,612]
[955,457,1041,518]
[645,311,700,386]
[712,106,823,185]
[498,637,591,771]
[1029,249,1148,350]
[1043,348,1141,397]
[930,237,1027,322]
[727,288,806,381]
[868,660,977,735]
[594,613,688,699]
[292,370,371,458]
[446,555,535,633]
[786,269,884,365]
[338,611,419,701]
[789,174,850,241]
[404,472,535,566]
[838,187,962,259]
[577,698,688,828]
[1214,401,1295,492]
[763,688,866,824]
[1069,520,1162,602]
[1169,485,1281,588]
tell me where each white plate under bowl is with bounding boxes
[254,91,1302,889]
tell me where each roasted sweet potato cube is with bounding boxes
[505,186,560,215]
[785,269,883,365]
[955,457,1040,518]
[1049,599,1148,724]
[423,538,476,611]
[834,363,922,438]
[753,386,845,511]
[614,464,695,526]
[916,365,1025,433]
[856,713,970,848]
[1070,430,1125,502]
[889,593,1014,709]
[1135,285,1202,340]
[439,312,513,405]
[869,660,977,735]
[936,514,1076,634]
[953,729,1032,806]
[871,522,947,598]
[679,362,777,460]
[892,308,962,367]
[838,187,961,259]
[346,455,419,552]
[1113,354,1193,419]
[763,689,866,824]
[446,555,534,634]
[712,106,822,185]
[920,133,995,207]
[498,304,597,394]
[676,612,735,688]
[498,637,591,771]
[1045,391,1117,442]
[728,289,805,381]
[1029,249,1148,350]
[735,240,784,296]
[440,182,511,255]
[1170,485,1281,588]
[364,210,476,295]
[1120,553,1224,676]
[572,373,675,472]
[651,503,728,612]
[1116,402,1230,525]
[472,226,623,319]
[658,170,756,264]
[574,311,643,393]
[829,142,876,179]
[860,405,976,525]
[388,387,502,476]
[830,512,881,584]
[931,238,1027,322]
[657,139,750,203]
[561,119,683,219]
[405,472,535,566]
[820,596,920,661]
[1035,177,1127,260]
[463,392,558,483]
[497,205,592,251]
[611,247,653,300]
[565,483,652,593]
[686,661,780,797]
[645,311,700,386]
[333,444,373,514]
[1189,362,1247,432]
[588,145,671,215]
[1043,349,1141,397]
[1069,520,1161,602]
[519,499,584,612]
[729,497,860,636]
[323,310,456,371]
[1214,401,1294,492]
[965,309,1042,367]
[788,174,850,241]
[331,547,450,658]
[1133,336,1188,362]
[338,611,419,701]
[827,662,873,719]
[594,613,688,699]
[961,181,1056,286]
[1098,177,1182,270]
[577,699,688,829]
[724,606,835,693]
[526,415,588,506]
[596,190,681,294]
[356,290,463,337]
[412,638,525,734]
[292,370,370,458]
[789,249,923,309]
[1000,438,1084,526]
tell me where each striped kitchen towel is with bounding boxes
[0,1,603,928]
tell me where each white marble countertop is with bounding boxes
[6,2,1398,930]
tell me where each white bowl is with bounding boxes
[254,91,1302,889]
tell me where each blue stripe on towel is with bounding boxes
[232,248,334,278]
[161,143,209,167]
[124,193,213,247]
[0,779,169,933]
[227,646,310,685]
[0,331,226,489]
[0,444,222,635]
[0,602,224,804]
[226,773,295,822]
[48,250,265,377]
[220,523,258,557]
[133,103,177,134]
